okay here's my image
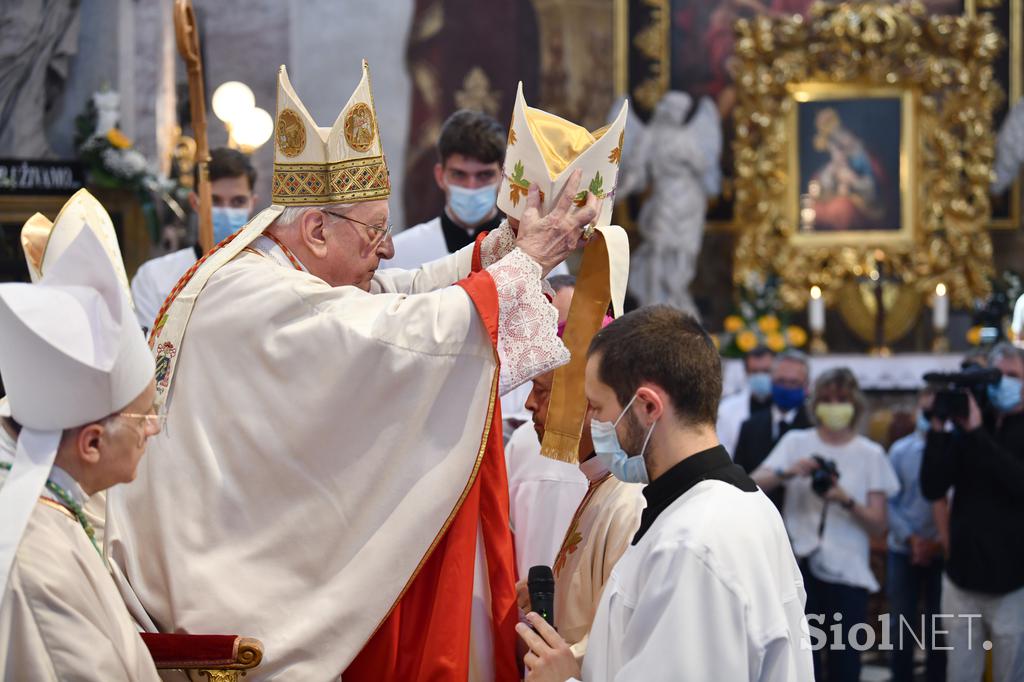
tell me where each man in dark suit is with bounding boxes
[733,350,812,509]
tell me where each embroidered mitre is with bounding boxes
[20,188,131,296]
[271,60,390,205]
[497,83,628,228]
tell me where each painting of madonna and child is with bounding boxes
[793,93,908,236]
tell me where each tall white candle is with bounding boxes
[934,283,949,330]
[809,286,825,333]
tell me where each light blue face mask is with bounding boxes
[748,372,772,399]
[448,183,498,226]
[988,376,1023,413]
[211,206,250,243]
[590,395,657,484]
[916,412,931,433]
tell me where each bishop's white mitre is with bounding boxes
[0,222,153,599]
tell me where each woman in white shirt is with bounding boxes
[753,368,899,682]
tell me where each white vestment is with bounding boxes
[578,480,813,682]
[716,388,752,455]
[107,222,568,680]
[505,422,588,578]
[383,217,449,270]
[130,247,196,330]
[0,432,162,681]
[383,216,567,433]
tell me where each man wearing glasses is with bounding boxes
[0,212,162,679]
[106,62,608,682]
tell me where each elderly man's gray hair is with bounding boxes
[774,348,810,372]
[271,203,357,231]
[988,341,1024,367]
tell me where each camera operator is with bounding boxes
[754,368,899,682]
[921,343,1024,681]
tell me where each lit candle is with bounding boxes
[934,283,949,330]
[809,286,825,333]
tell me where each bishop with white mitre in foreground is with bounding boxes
[0,210,163,680]
[106,61,628,681]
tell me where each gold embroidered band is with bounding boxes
[540,227,628,463]
[272,156,391,205]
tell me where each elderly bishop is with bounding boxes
[0,211,162,680]
[105,62,609,681]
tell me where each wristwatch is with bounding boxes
[774,467,793,481]
[840,497,855,511]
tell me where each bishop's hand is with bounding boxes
[515,168,600,277]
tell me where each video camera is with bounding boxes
[921,367,1001,422]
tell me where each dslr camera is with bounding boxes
[922,366,1001,422]
[811,455,839,497]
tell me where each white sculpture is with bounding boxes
[993,97,1024,195]
[615,91,723,317]
[92,90,122,138]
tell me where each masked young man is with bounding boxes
[519,306,813,682]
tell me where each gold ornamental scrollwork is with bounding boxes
[731,1,1002,313]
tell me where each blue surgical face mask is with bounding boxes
[447,183,498,226]
[771,384,805,411]
[916,412,931,433]
[748,372,772,399]
[590,395,657,484]
[211,206,250,243]
[988,376,1023,413]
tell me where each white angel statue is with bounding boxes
[614,91,723,317]
[92,90,121,139]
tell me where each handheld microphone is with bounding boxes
[527,565,556,628]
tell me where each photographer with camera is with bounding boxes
[754,368,899,682]
[921,343,1024,681]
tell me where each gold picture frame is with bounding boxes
[732,2,1002,311]
[786,83,917,248]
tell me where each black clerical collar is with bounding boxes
[632,444,757,544]
[439,208,504,253]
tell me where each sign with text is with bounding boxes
[0,159,84,195]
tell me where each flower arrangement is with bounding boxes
[716,273,807,357]
[75,92,165,194]
[74,90,185,239]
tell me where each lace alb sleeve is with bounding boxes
[478,221,517,269]
[486,248,570,395]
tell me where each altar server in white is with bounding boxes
[517,306,813,682]
[105,61,616,682]
[0,223,161,680]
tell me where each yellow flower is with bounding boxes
[766,331,786,353]
[724,315,745,333]
[736,330,759,353]
[966,325,982,347]
[785,325,808,347]
[758,315,781,334]
[106,128,132,149]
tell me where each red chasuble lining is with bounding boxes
[345,263,518,682]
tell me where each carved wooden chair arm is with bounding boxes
[140,632,262,680]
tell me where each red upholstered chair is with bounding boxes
[140,633,263,680]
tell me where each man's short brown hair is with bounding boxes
[437,110,506,166]
[588,305,722,427]
[194,147,257,189]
